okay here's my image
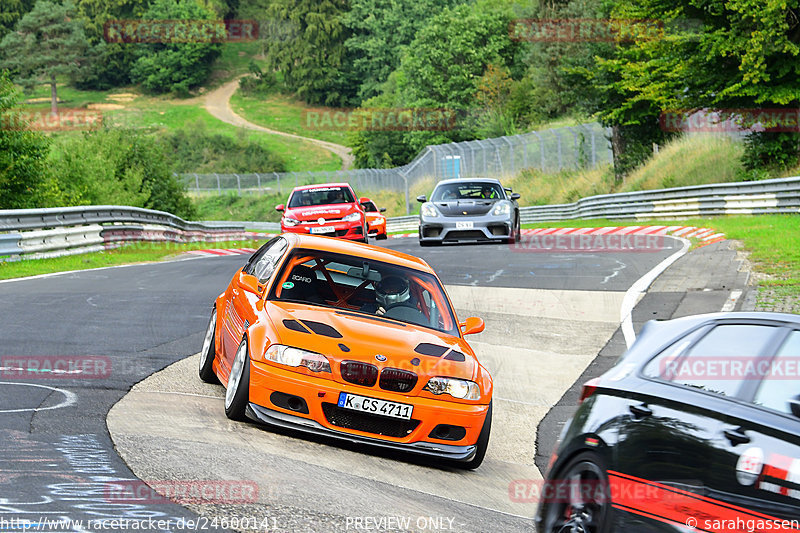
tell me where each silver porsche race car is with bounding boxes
[417,178,521,246]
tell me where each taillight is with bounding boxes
[579,377,601,404]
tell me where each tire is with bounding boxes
[198,308,219,384]
[377,233,388,240]
[224,337,251,421]
[507,216,521,244]
[539,451,612,533]
[456,401,492,470]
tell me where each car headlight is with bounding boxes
[265,345,331,373]
[343,212,362,222]
[423,377,481,400]
[283,217,300,227]
[421,203,438,218]
[492,202,511,216]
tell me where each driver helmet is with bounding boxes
[375,275,410,308]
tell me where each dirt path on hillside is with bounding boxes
[204,78,354,170]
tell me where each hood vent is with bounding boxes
[414,343,449,357]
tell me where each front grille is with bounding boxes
[379,368,418,393]
[446,230,486,240]
[322,403,420,437]
[340,361,378,387]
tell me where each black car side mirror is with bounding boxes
[790,395,800,418]
[379,207,386,212]
[510,192,521,201]
[416,195,427,203]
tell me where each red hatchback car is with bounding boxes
[276,183,368,242]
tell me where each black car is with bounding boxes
[536,312,800,533]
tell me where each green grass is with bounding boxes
[206,42,267,88]
[105,98,342,172]
[522,215,800,306]
[230,91,350,145]
[620,135,746,191]
[0,239,267,281]
[192,192,286,222]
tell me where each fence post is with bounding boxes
[235,174,241,195]
[195,173,199,191]
[275,172,281,194]
[555,130,563,171]
[215,173,220,193]
[256,173,261,193]
[503,136,515,176]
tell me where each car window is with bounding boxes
[431,182,504,201]
[269,248,458,335]
[752,330,800,415]
[287,186,355,207]
[363,201,378,212]
[248,237,288,283]
[643,324,779,398]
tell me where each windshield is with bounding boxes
[269,249,458,336]
[288,186,355,208]
[431,182,504,202]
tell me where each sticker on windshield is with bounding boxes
[736,446,764,486]
[282,282,294,290]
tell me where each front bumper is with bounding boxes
[419,213,513,244]
[246,360,488,462]
[281,222,364,240]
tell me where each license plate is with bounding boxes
[456,221,474,229]
[337,392,413,420]
[311,226,335,234]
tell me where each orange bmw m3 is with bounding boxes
[199,234,493,468]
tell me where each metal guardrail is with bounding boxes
[0,206,256,261]
[386,176,800,232]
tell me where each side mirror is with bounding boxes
[275,204,285,212]
[790,395,800,418]
[416,195,427,203]
[460,316,485,336]
[510,192,521,201]
[379,207,386,213]
[237,272,261,294]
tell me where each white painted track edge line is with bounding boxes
[620,236,691,348]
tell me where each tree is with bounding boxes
[0,0,90,116]
[0,71,51,209]
[261,0,354,106]
[343,0,467,103]
[73,0,150,89]
[0,0,35,41]
[598,0,800,171]
[129,0,223,95]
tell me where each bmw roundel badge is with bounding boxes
[375,354,387,362]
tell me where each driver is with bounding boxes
[374,275,412,316]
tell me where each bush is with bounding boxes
[742,131,800,172]
[161,121,286,173]
[47,128,196,219]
